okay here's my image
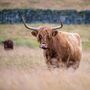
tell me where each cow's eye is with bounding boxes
[38,35,42,41]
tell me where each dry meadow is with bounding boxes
[0,24,90,90]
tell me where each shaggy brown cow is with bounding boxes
[21,16,82,69]
[2,40,14,50]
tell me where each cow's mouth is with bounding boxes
[39,44,48,49]
[41,47,48,49]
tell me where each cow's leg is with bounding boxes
[72,60,80,70]
[55,58,64,68]
[67,59,80,70]
[45,58,52,69]
[50,58,60,68]
[55,58,60,68]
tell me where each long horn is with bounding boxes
[20,14,39,31]
[52,22,63,30]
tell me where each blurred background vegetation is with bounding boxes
[0,0,90,10]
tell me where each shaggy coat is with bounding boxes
[31,27,82,69]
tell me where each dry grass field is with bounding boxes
[0,24,90,90]
[0,0,90,10]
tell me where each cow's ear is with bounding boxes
[52,31,58,36]
[31,31,38,37]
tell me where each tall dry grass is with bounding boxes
[0,46,90,90]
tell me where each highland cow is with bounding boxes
[21,16,82,69]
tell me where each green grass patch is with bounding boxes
[14,38,39,48]
[82,41,90,50]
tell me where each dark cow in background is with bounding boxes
[1,40,14,50]
[21,16,82,70]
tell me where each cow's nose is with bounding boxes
[40,43,48,49]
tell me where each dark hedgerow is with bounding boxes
[0,9,90,24]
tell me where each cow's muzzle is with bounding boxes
[39,43,48,49]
